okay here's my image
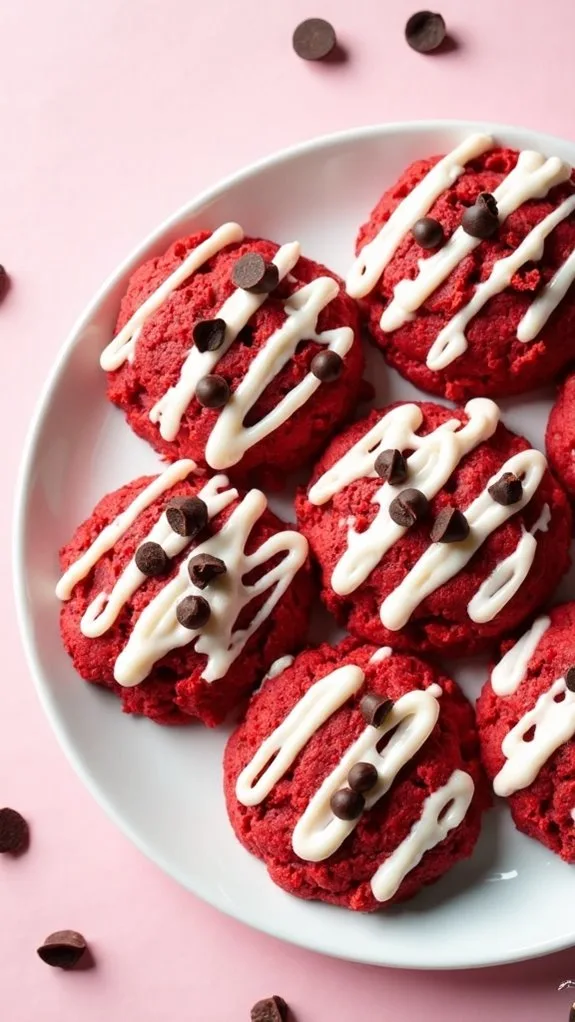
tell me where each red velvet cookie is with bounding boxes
[546,370,575,500]
[295,397,571,656]
[101,223,364,489]
[347,134,575,401]
[224,638,489,911]
[57,460,313,725]
[477,604,575,862]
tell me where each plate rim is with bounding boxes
[14,117,575,971]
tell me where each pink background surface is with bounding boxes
[2,1,575,1019]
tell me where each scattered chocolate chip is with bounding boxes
[135,541,170,577]
[192,318,226,353]
[195,374,230,409]
[488,472,523,506]
[251,995,289,1022]
[374,448,408,485]
[0,265,8,302]
[232,252,279,294]
[405,10,446,52]
[388,487,430,527]
[293,17,337,61]
[176,595,211,630]
[0,808,29,854]
[412,216,445,249]
[348,762,378,794]
[37,931,87,969]
[462,193,499,239]
[188,553,226,589]
[430,507,470,543]
[166,496,208,538]
[570,1004,575,1022]
[360,693,394,728]
[566,667,575,692]
[330,787,365,820]
[311,350,343,382]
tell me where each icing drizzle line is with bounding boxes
[310,398,499,596]
[493,674,575,797]
[56,459,196,600]
[380,448,546,630]
[100,223,245,371]
[370,769,474,902]
[236,662,471,902]
[426,196,575,370]
[347,133,575,370]
[57,464,308,687]
[308,399,546,631]
[114,488,308,686]
[491,615,551,697]
[467,503,550,624]
[102,223,354,470]
[346,133,494,299]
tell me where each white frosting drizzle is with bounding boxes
[80,475,236,638]
[204,278,355,470]
[493,675,575,797]
[370,769,474,902]
[114,489,308,686]
[56,459,196,601]
[291,689,440,862]
[380,449,546,631]
[467,503,550,624]
[426,683,443,699]
[149,241,301,442]
[310,398,499,597]
[263,655,295,682]
[491,615,551,697]
[235,665,365,808]
[518,245,575,341]
[100,223,244,370]
[345,134,494,299]
[426,196,575,370]
[369,646,393,664]
[381,150,571,333]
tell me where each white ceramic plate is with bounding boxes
[15,120,575,970]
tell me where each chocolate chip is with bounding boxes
[195,374,230,408]
[412,216,445,249]
[566,667,575,692]
[462,193,499,239]
[176,595,211,630]
[570,1003,575,1022]
[374,448,408,485]
[231,252,279,294]
[0,265,8,302]
[135,541,170,577]
[388,487,430,527]
[360,693,394,728]
[0,808,29,854]
[430,507,470,543]
[293,17,337,61]
[405,11,446,52]
[311,350,343,382]
[488,472,523,506]
[251,995,289,1022]
[37,931,87,969]
[188,553,226,589]
[330,787,365,820]
[348,762,378,794]
[478,191,498,216]
[192,318,226,353]
[166,496,208,538]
